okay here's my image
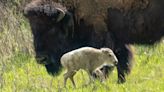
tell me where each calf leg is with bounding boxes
[100,65,115,79]
[69,72,76,88]
[63,72,69,87]
[63,70,76,87]
[86,70,94,83]
[95,69,106,82]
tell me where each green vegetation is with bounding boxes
[0,0,33,60]
[0,42,163,92]
[0,0,164,92]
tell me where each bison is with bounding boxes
[24,0,164,83]
[61,47,118,87]
[24,0,75,73]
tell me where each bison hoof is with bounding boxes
[117,78,126,84]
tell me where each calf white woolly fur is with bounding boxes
[93,64,115,80]
[60,47,118,87]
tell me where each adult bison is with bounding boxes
[24,0,75,73]
[24,0,164,83]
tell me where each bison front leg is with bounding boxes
[115,44,133,83]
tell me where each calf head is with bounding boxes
[101,48,118,66]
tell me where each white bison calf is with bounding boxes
[60,47,118,87]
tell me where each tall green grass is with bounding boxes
[0,42,163,92]
[0,0,33,61]
[0,0,164,92]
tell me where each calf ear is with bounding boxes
[101,48,109,54]
[101,48,113,56]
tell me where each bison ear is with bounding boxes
[23,6,37,17]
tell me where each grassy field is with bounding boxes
[0,1,164,92]
[0,42,163,92]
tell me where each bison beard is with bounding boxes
[24,0,75,74]
[24,0,164,83]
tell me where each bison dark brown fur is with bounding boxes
[24,0,75,74]
[24,0,164,83]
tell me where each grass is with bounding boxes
[0,0,33,59]
[0,1,164,92]
[0,42,163,92]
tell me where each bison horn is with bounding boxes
[56,8,66,22]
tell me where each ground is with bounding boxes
[1,0,163,91]
[0,41,164,92]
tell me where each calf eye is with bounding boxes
[108,53,112,57]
